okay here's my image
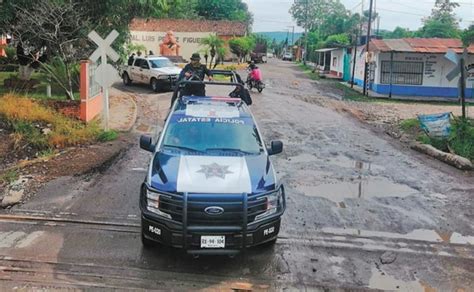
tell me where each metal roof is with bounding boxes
[370,38,474,54]
[314,48,338,52]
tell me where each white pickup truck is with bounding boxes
[121,56,182,92]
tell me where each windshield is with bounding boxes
[149,59,174,69]
[162,116,263,155]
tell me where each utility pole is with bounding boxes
[363,0,374,96]
[460,56,466,120]
[303,0,309,65]
[291,26,295,47]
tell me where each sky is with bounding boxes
[242,0,473,32]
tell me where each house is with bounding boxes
[351,38,474,98]
[315,47,351,81]
[128,18,247,61]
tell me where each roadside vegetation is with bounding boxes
[0,94,117,151]
[297,62,320,81]
[400,117,474,161]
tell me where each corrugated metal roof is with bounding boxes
[370,38,474,54]
[314,48,338,52]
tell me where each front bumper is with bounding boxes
[142,213,281,255]
[140,188,286,255]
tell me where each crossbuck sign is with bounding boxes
[88,30,120,130]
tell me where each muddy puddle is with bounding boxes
[368,267,426,291]
[326,155,385,172]
[295,155,418,202]
[321,227,474,245]
[297,177,419,203]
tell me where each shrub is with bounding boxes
[0,94,111,150]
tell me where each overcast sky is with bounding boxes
[242,0,473,32]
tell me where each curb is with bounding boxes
[122,93,138,133]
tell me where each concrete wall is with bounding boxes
[351,49,474,98]
[130,31,217,61]
[80,60,103,122]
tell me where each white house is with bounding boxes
[351,38,474,98]
[315,47,351,80]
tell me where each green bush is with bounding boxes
[400,118,420,132]
[449,119,474,160]
[11,120,49,149]
[97,130,118,142]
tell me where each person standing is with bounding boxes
[178,53,213,97]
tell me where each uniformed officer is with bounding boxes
[178,53,214,96]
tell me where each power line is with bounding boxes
[377,7,427,17]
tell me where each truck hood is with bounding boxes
[151,67,181,75]
[149,152,277,194]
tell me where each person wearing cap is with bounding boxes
[178,53,213,96]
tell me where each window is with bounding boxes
[134,58,148,68]
[149,59,174,69]
[381,61,423,85]
[332,57,337,67]
[162,116,263,155]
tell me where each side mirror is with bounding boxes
[140,135,154,152]
[267,140,283,156]
[141,64,149,69]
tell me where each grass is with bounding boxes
[97,130,119,142]
[0,71,74,100]
[0,94,116,151]
[334,83,371,102]
[0,169,19,185]
[402,116,474,161]
[400,118,420,132]
[297,63,320,80]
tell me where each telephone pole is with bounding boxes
[298,0,309,65]
[363,0,374,96]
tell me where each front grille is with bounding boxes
[158,193,268,226]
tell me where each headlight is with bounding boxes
[146,188,172,219]
[157,75,170,80]
[255,187,283,221]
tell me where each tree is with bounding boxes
[419,0,460,38]
[461,25,474,46]
[201,35,224,68]
[324,33,350,47]
[195,0,253,24]
[290,0,347,32]
[214,47,227,69]
[229,37,255,63]
[390,27,415,39]
[10,0,90,99]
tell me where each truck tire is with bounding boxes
[151,78,160,92]
[122,72,132,86]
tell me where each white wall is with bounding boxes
[329,49,344,74]
[374,52,474,88]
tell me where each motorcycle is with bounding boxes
[246,74,265,93]
[245,66,265,93]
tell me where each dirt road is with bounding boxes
[0,59,472,291]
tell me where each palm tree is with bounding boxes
[213,46,227,69]
[201,35,224,67]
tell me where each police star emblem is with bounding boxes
[197,163,233,179]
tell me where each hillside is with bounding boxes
[255,31,303,45]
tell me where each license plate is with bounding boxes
[200,236,225,248]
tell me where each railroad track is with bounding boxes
[0,210,473,260]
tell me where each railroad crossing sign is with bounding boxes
[444,48,468,82]
[444,48,469,119]
[88,30,119,88]
[88,30,120,130]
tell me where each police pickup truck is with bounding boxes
[122,56,181,92]
[139,80,285,255]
